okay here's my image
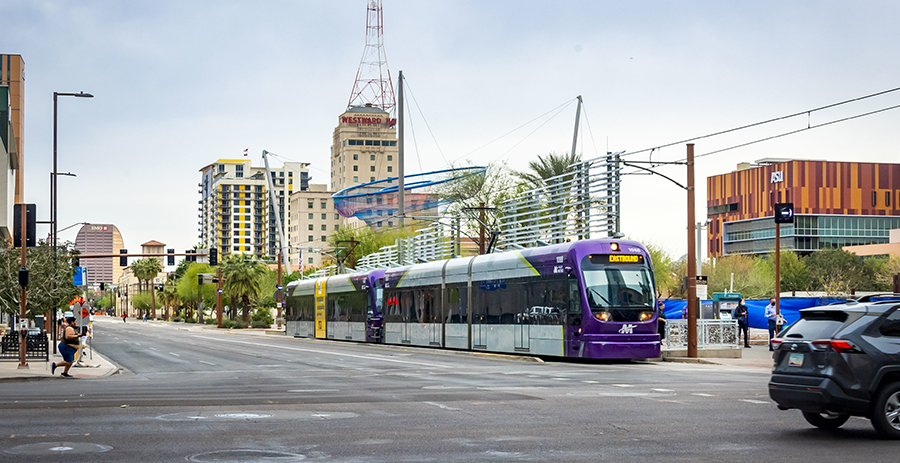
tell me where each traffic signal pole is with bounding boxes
[277,252,283,329]
[18,204,28,369]
[216,267,223,328]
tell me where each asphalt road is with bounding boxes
[0,317,896,462]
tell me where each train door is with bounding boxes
[315,279,326,339]
[428,287,442,346]
[366,278,384,343]
[566,274,583,355]
[515,323,530,351]
[400,290,412,344]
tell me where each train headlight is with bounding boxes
[639,311,653,321]
[594,311,611,321]
[610,242,620,252]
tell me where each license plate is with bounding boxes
[788,353,804,367]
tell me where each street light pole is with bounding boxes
[51,91,91,355]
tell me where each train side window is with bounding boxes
[568,277,582,325]
[446,285,467,323]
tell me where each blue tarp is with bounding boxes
[659,298,847,329]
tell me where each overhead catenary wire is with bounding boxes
[586,85,900,164]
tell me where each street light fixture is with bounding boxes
[51,91,92,355]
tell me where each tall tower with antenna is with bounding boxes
[347,0,395,112]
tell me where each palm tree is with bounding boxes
[132,258,162,319]
[513,151,582,189]
[221,254,266,323]
[158,281,177,321]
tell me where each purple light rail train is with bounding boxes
[284,238,661,360]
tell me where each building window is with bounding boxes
[370,177,375,182]
[387,166,392,173]
[236,165,243,178]
[370,155,375,161]
[321,213,326,220]
[321,201,327,209]
[353,176,358,183]
[370,166,375,172]
[307,201,313,209]
[387,155,393,161]
[308,224,313,231]
[308,235,313,242]
[887,191,892,207]
[353,165,358,172]
[321,235,326,242]
[308,257,314,264]
[873,191,878,206]
[334,225,339,231]
[321,224,326,231]
[335,214,339,220]
[308,213,313,219]
[218,164,225,173]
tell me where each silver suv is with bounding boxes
[768,295,900,439]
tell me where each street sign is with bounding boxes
[774,202,794,223]
[696,276,709,300]
[73,266,86,286]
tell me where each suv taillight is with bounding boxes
[811,339,862,353]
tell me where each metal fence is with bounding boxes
[497,152,622,248]
[0,332,49,361]
[662,319,740,351]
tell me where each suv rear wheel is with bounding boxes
[870,382,900,439]
[802,411,850,429]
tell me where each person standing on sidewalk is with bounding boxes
[121,312,126,323]
[765,298,777,351]
[52,316,80,378]
[733,299,750,348]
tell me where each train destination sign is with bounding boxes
[598,254,644,264]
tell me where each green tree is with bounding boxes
[175,263,215,320]
[0,239,81,318]
[221,254,266,323]
[706,254,774,299]
[512,151,582,190]
[328,225,414,266]
[804,248,882,294]
[131,257,162,319]
[132,292,152,315]
[769,250,811,293]
[644,241,678,298]
[433,161,517,249]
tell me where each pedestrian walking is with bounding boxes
[765,298,777,351]
[51,316,80,378]
[121,312,126,323]
[733,299,750,348]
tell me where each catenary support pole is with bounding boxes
[686,144,698,358]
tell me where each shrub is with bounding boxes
[183,317,196,324]
[205,318,217,325]
[251,319,270,329]
[173,317,183,323]
[232,320,248,329]
[251,308,274,326]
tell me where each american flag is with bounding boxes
[243,148,248,156]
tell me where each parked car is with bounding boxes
[768,294,900,438]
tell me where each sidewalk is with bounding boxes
[664,328,777,369]
[0,341,120,382]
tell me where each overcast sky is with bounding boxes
[5,0,900,261]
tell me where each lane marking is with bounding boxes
[148,347,158,351]
[287,389,339,393]
[739,399,770,404]
[169,352,181,357]
[199,361,216,366]
[192,335,450,368]
[582,380,599,384]
[652,388,674,392]
[424,401,460,411]
[612,384,634,388]
[692,393,715,397]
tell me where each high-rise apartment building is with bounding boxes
[0,54,24,204]
[198,159,309,263]
[331,104,398,193]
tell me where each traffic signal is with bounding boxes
[167,248,175,266]
[209,247,218,265]
[100,282,105,291]
[119,249,127,266]
[198,274,204,286]
[13,203,36,248]
[73,256,80,267]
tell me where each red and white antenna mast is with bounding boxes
[347,0,395,112]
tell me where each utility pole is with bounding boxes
[18,204,28,369]
[216,267,223,328]
[686,144,698,358]
[276,252,283,329]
